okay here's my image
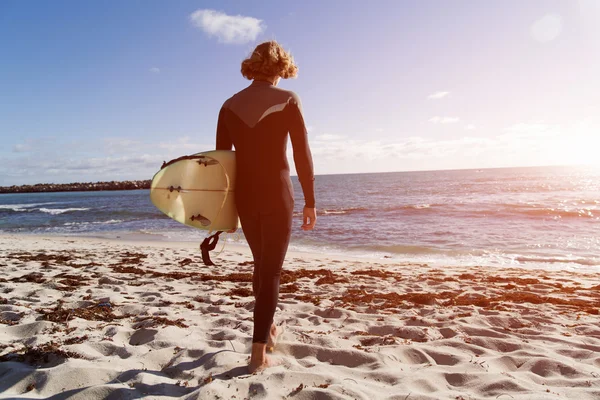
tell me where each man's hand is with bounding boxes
[301,207,317,231]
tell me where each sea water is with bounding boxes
[1,165,599,271]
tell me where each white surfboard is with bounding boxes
[150,150,239,231]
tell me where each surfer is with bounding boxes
[216,40,317,373]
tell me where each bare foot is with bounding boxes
[266,323,279,352]
[248,341,282,373]
[248,354,280,374]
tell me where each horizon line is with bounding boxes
[0,163,596,189]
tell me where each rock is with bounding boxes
[0,180,152,194]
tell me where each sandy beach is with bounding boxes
[0,234,599,399]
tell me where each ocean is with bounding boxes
[1,165,599,271]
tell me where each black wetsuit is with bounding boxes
[216,80,315,344]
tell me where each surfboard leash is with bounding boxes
[201,154,237,266]
[200,231,223,266]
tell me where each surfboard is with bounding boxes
[150,150,238,231]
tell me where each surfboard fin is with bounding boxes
[191,213,211,226]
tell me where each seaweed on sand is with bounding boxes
[227,287,253,297]
[132,316,188,329]
[10,272,46,284]
[0,341,83,365]
[37,301,127,323]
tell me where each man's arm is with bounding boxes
[288,93,315,208]
[216,107,233,150]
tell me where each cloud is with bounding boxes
[157,136,213,153]
[292,132,501,175]
[427,91,449,99]
[295,120,599,175]
[11,138,52,153]
[429,116,460,124]
[4,117,598,185]
[579,0,600,31]
[149,67,160,73]
[190,9,265,44]
[0,152,164,184]
[530,14,563,43]
[13,143,32,153]
[0,134,222,185]
[500,122,560,139]
[104,137,141,155]
[315,134,344,141]
[102,136,213,156]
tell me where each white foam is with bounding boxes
[39,207,90,215]
[63,220,123,226]
[0,202,59,212]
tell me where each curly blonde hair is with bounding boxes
[241,41,298,80]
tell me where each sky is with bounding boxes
[1,0,599,185]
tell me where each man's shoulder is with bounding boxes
[222,84,301,109]
[267,85,301,104]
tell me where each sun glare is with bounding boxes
[554,125,600,166]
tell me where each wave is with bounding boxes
[63,219,123,226]
[321,206,368,215]
[515,256,599,267]
[495,204,598,219]
[106,210,168,220]
[38,207,90,215]
[349,244,451,256]
[0,202,60,212]
[293,207,368,217]
[380,202,598,220]
[383,203,440,213]
[521,208,597,219]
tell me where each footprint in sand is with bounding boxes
[129,328,159,346]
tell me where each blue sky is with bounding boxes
[1,1,599,185]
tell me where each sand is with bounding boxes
[0,233,599,399]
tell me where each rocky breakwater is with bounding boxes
[0,180,152,194]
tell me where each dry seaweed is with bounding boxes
[359,335,397,346]
[227,287,253,297]
[0,317,21,326]
[6,252,73,266]
[294,294,321,305]
[133,316,188,329]
[350,269,398,279]
[120,251,147,259]
[10,272,46,284]
[152,271,196,280]
[57,276,90,291]
[179,258,194,266]
[315,271,349,285]
[201,272,253,283]
[63,335,89,345]
[279,283,300,293]
[175,301,195,309]
[112,265,146,275]
[281,268,338,285]
[67,261,101,268]
[0,341,83,365]
[237,261,253,267]
[38,302,126,323]
[289,383,304,396]
[486,276,541,285]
